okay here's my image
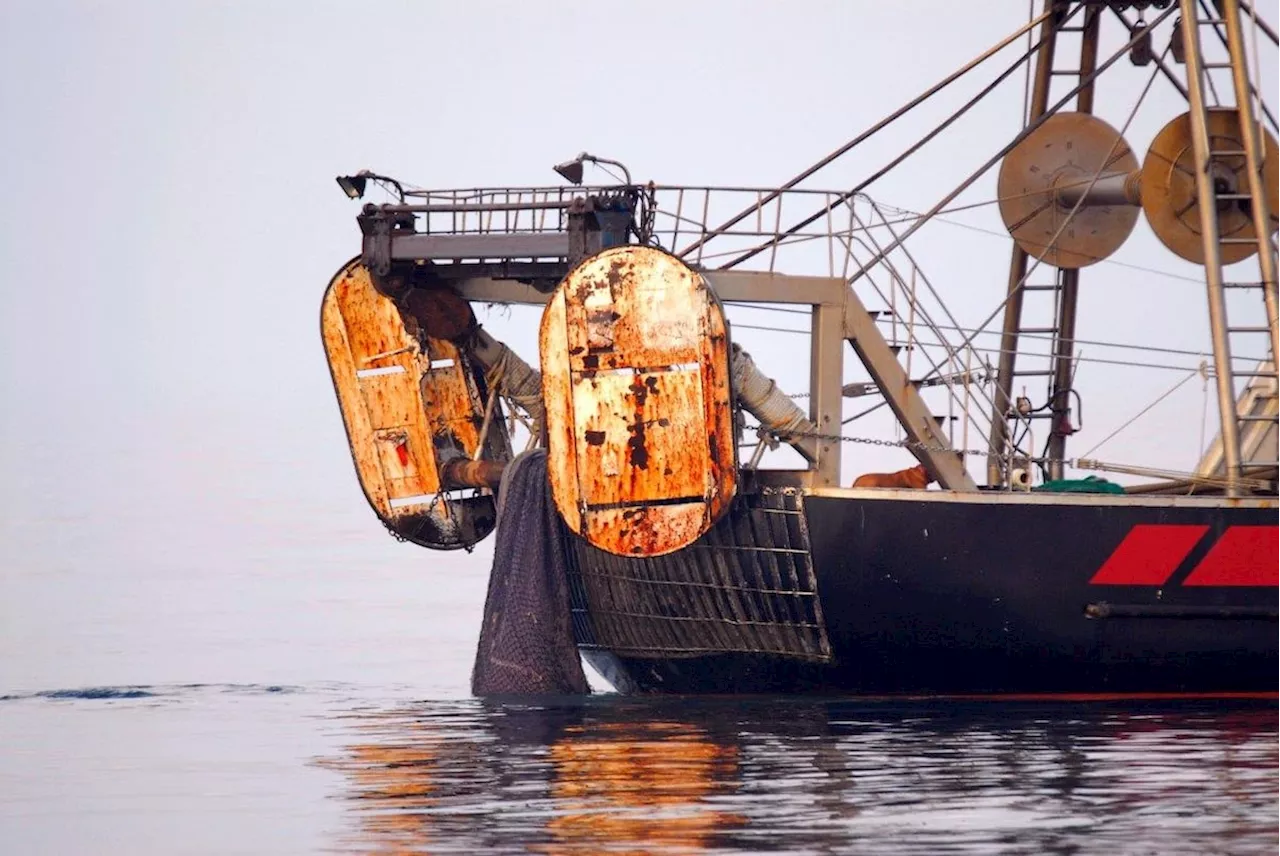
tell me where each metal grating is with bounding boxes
[565,490,832,662]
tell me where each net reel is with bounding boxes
[998,109,1278,267]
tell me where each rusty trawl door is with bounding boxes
[321,259,508,549]
[540,246,738,557]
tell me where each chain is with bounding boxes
[743,422,1001,460]
[379,516,409,543]
[750,422,1279,486]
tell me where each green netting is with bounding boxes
[1033,476,1126,495]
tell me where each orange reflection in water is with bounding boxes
[539,720,745,855]
[319,715,450,851]
[326,712,745,855]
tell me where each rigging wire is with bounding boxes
[843,399,889,425]
[713,11,1070,270]
[915,213,1206,284]
[666,196,1210,287]
[732,33,1172,458]
[727,302,813,317]
[908,32,1175,388]
[680,5,1057,260]
[730,322,810,335]
[1079,368,1201,458]
[900,338,1215,374]
[725,318,1218,374]
[842,6,1176,304]
[876,318,1266,364]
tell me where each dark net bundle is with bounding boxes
[471,449,589,696]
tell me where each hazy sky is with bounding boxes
[1,2,1276,690]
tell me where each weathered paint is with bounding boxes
[541,246,737,557]
[997,112,1140,268]
[321,258,506,549]
[1143,108,1279,264]
[441,458,506,491]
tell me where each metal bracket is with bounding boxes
[358,204,395,276]
[566,197,601,266]
[841,287,979,492]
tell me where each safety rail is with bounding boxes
[386,184,885,277]
[369,182,1051,481]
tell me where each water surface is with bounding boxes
[3,685,1274,854]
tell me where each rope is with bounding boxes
[470,328,545,433]
[731,344,815,440]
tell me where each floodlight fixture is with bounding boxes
[335,170,405,202]
[552,152,632,186]
[553,155,586,185]
[336,173,367,199]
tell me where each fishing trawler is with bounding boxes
[321,0,1277,695]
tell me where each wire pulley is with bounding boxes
[998,109,1279,267]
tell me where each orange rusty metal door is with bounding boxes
[321,259,507,550]
[540,246,737,557]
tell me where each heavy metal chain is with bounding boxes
[743,422,994,458]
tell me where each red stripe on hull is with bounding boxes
[1089,524,1208,586]
[1183,526,1280,587]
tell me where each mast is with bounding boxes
[989,0,1277,492]
[1045,5,1102,481]
[987,0,1066,487]
[1178,0,1279,496]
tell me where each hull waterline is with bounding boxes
[579,489,1278,695]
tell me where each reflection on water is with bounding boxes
[542,721,743,852]
[324,698,1278,855]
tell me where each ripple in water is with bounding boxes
[319,697,1279,855]
[0,683,301,702]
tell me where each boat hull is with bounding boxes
[584,489,1278,695]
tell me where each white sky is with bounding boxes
[0,1,1276,688]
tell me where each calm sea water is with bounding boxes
[1,447,1277,854]
[0,687,1275,854]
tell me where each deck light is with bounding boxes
[552,155,585,185]
[552,152,632,186]
[336,170,405,202]
[336,173,368,199]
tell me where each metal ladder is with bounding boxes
[1010,264,1072,445]
[988,2,1101,485]
[1178,0,1279,495]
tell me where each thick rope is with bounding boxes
[469,328,545,434]
[731,344,815,440]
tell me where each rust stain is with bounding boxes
[320,258,506,549]
[400,284,475,340]
[540,246,737,557]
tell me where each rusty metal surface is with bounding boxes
[320,259,509,550]
[401,285,476,341]
[565,489,831,662]
[1143,108,1280,264]
[997,112,1140,268]
[540,246,737,557]
[441,458,505,491]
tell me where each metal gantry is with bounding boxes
[337,0,1277,498]
[1178,0,1279,495]
[983,0,1277,492]
[988,1,1106,485]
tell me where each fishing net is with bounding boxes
[471,449,589,696]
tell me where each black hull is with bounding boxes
[580,490,1278,695]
